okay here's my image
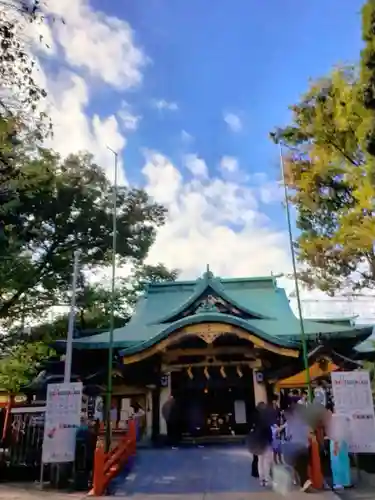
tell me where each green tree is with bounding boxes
[0,341,54,393]
[360,0,375,159]
[270,67,375,294]
[0,150,167,326]
[0,263,178,390]
[14,263,179,343]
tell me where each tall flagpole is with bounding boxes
[105,146,118,452]
[279,145,312,401]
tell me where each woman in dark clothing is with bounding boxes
[251,454,259,478]
[162,396,181,448]
[247,403,273,486]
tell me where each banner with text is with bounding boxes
[331,371,375,453]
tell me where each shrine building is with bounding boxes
[49,269,372,442]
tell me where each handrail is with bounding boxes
[89,419,136,496]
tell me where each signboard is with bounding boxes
[331,371,375,453]
[42,382,83,464]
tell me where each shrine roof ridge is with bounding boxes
[144,274,281,290]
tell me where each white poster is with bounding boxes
[42,382,83,464]
[234,400,247,424]
[331,371,375,453]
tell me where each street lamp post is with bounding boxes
[64,250,81,384]
[279,145,312,401]
[105,146,118,453]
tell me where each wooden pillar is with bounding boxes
[145,390,153,438]
[252,370,267,405]
[150,357,162,442]
[159,371,171,436]
[151,387,160,442]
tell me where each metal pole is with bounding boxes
[105,147,118,452]
[279,145,312,401]
[64,250,80,384]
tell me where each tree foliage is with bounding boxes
[360,0,375,158]
[0,147,168,325]
[9,263,179,344]
[0,0,48,115]
[270,57,375,294]
[0,340,54,393]
[0,263,178,390]
[269,1,375,295]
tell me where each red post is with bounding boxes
[90,445,106,496]
[2,395,12,442]
[128,419,136,456]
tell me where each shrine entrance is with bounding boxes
[170,355,256,439]
[158,322,287,441]
[173,376,255,438]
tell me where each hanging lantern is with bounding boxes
[204,366,210,379]
[220,366,227,378]
[187,367,193,379]
[318,358,329,373]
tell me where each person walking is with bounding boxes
[130,402,145,441]
[247,402,273,487]
[162,395,180,449]
[283,403,313,492]
[326,412,351,489]
[314,380,327,408]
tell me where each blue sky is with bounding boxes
[86,0,365,229]
[38,0,375,322]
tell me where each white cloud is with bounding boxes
[43,70,127,185]
[252,172,283,205]
[118,101,141,131]
[140,152,375,322]
[223,112,242,133]
[185,154,208,178]
[181,130,194,144]
[152,99,179,112]
[220,156,238,173]
[44,0,147,88]
[29,0,149,186]
[142,151,290,278]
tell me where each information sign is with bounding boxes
[331,371,375,453]
[42,382,83,463]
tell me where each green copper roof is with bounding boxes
[68,270,373,352]
[309,317,357,327]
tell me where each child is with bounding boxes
[272,411,288,464]
[272,423,282,464]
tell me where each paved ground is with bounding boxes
[0,484,340,500]
[0,445,346,499]
[112,445,262,496]
[110,445,340,499]
[0,484,85,500]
